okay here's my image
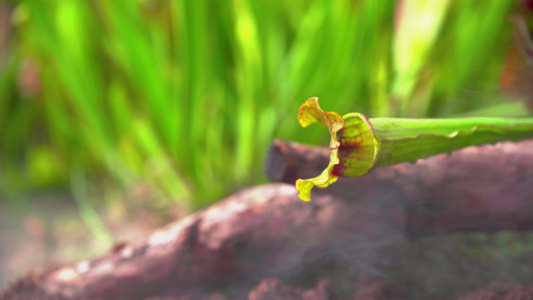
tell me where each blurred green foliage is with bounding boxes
[0,0,526,209]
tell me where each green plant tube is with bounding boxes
[296,97,533,201]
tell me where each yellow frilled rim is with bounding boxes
[295,97,380,201]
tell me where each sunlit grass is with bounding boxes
[0,0,523,212]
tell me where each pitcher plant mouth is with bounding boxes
[295,97,533,202]
[295,98,381,201]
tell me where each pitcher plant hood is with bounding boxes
[296,97,381,201]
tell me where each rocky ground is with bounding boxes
[2,140,533,299]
